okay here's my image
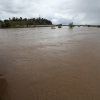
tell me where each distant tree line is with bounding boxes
[0,17,52,28]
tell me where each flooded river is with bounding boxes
[0,26,100,100]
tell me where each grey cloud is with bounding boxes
[0,0,100,24]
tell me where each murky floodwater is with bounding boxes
[0,26,100,100]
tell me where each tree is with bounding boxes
[5,22,11,28]
[12,17,16,21]
[1,23,5,28]
[0,17,52,28]
[20,17,22,21]
[69,22,74,28]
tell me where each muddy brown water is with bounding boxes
[0,26,100,100]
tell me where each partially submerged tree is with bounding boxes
[57,24,62,28]
[69,22,74,28]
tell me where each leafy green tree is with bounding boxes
[20,17,22,21]
[12,17,16,21]
[5,22,11,28]
[1,23,5,28]
[0,17,52,28]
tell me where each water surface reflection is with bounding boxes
[0,74,9,100]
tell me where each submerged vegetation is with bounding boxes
[69,22,74,28]
[0,17,52,28]
[58,24,62,28]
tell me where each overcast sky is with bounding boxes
[0,0,100,25]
